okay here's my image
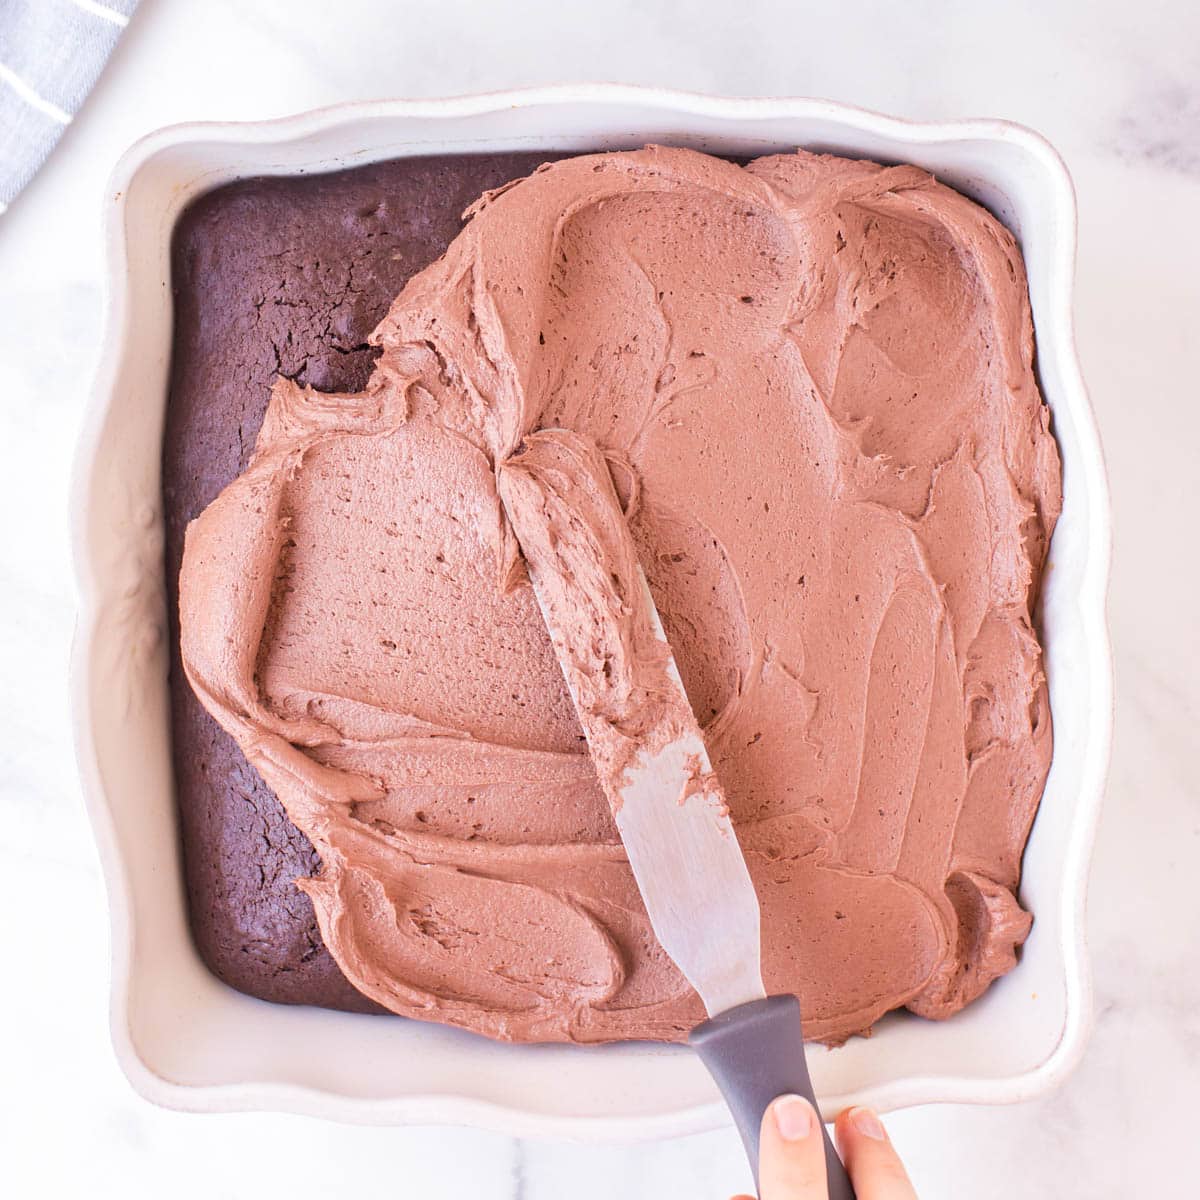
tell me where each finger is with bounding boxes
[758,1095,829,1199]
[834,1107,919,1199]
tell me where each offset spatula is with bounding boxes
[498,431,854,1199]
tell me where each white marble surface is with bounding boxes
[1,1,1198,1196]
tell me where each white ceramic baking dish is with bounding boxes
[71,85,1112,1138]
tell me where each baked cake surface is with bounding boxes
[165,153,566,1012]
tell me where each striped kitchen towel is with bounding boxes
[0,0,139,214]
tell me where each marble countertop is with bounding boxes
[1,0,1197,1195]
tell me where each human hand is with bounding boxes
[731,1096,918,1199]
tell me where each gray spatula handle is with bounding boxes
[689,995,855,1199]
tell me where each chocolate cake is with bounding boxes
[168,148,1061,1043]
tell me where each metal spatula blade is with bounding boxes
[609,582,765,1018]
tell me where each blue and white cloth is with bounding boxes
[0,0,139,214]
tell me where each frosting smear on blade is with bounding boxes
[180,147,1061,1044]
[497,428,696,805]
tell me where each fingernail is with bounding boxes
[850,1107,886,1140]
[772,1095,815,1141]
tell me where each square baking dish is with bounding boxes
[71,85,1112,1138]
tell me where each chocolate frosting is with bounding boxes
[180,146,1061,1044]
[497,428,700,803]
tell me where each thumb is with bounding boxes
[757,1094,829,1199]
